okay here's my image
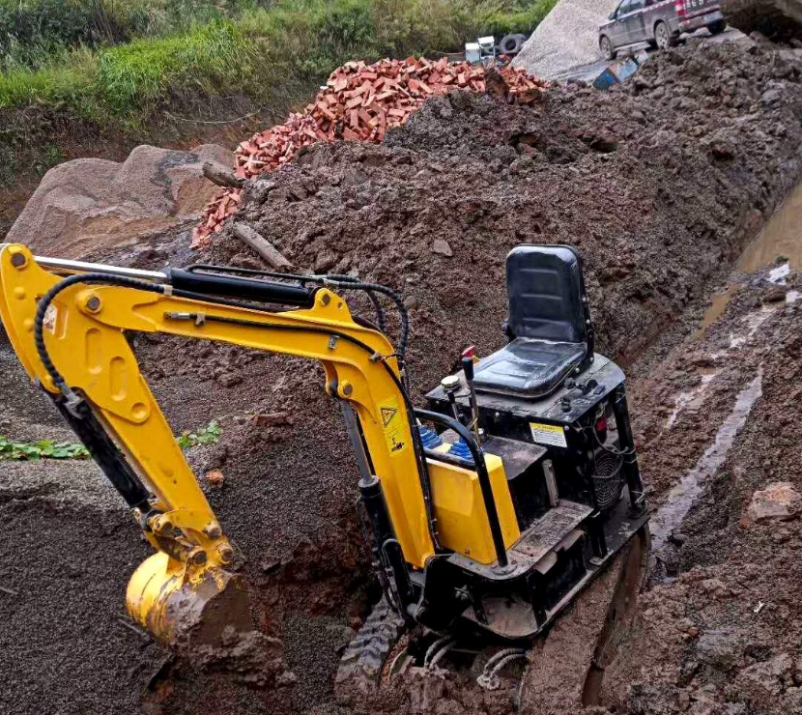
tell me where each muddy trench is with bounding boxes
[2,39,802,715]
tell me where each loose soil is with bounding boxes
[599,266,802,715]
[2,39,802,715]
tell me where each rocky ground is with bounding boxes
[603,264,802,715]
[2,38,802,715]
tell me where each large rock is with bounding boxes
[6,144,232,259]
[747,482,801,522]
[512,0,620,79]
[696,629,744,671]
[721,0,802,40]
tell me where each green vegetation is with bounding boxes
[0,0,266,70]
[0,0,555,189]
[0,419,222,461]
[0,0,555,121]
[176,419,223,449]
[0,435,90,460]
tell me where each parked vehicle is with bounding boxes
[598,0,726,59]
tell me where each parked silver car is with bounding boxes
[598,0,726,59]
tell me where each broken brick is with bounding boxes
[193,57,547,247]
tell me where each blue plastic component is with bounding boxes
[449,437,474,462]
[418,425,443,449]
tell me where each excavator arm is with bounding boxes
[0,243,436,646]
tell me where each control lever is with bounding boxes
[461,355,483,447]
[579,379,599,395]
[440,375,462,423]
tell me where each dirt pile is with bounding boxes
[194,57,548,245]
[512,0,620,78]
[3,39,802,715]
[596,266,802,715]
[212,41,802,365]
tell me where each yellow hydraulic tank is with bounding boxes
[428,453,520,564]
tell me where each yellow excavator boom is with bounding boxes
[0,241,649,652]
[0,243,439,646]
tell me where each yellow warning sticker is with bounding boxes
[43,304,58,335]
[379,396,408,455]
[529,421,567,449]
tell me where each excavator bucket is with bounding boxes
[126,553,252,649]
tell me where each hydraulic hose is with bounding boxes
[323,275,409,365]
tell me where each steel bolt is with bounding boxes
[321,293,331,306]
[342,381,354,396]
[189,548,207,566]
[85,296,102,313]
[219,545,235,564]
[10,252,26,269]
[203,523,222,539]
[153,516,173,534]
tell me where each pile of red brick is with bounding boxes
[193,57,547,247]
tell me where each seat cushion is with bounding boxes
[507,245,587,344]
[473,338,587,399]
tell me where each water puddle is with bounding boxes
[694,181,802,337]
[651,368,763,559]
[664,367,719,429]
[693,287,738,339]
[738,182,802,273]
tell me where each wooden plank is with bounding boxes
[202,161,245,189]
[232,222,292,270]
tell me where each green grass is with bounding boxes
[0,0,269,70]
[0,0,555,121]
[0,419,223,460]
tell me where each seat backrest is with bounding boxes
[506,245,591,345]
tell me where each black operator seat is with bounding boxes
[473,245,595,399]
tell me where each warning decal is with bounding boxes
[529,421,568,449]
[379,396,407,455]
[381,405,397,427]
[43,304,58,335]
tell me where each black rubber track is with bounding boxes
[334,597,406,705]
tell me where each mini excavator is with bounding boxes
[0,242,648,651]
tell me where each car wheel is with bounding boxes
[708,20,726,35]
[600,35,616,60]
[654,21,677,50]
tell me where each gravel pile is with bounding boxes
[512,0,619,78]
